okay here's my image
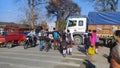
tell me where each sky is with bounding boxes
[0,0,120,23]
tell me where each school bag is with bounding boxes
[53,31,58,39]
[66,33,71,43]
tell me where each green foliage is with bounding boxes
[55,20,66,31]
[59,20,67,31]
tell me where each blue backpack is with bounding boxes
[53,31,58,38]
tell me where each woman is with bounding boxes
[110,30,120,68]
[88,30,97,55]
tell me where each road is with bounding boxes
[0,45,89,68]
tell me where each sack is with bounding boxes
[88,46,95,55]
[53,31,58,38]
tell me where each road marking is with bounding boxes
[0,55,80,67]
[0,51,84,61]
[72,53,86,56]
[0,62,44,68]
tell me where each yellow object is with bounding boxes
[87,46,95,55]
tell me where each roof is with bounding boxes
[68,15,87,19]
[88,12,120,24]
[0,22,31,29]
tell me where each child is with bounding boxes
[66,29,72,55]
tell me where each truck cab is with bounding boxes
[66,16,87,45]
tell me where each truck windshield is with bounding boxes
[68,20,77,27]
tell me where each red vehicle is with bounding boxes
[0,26,26,48]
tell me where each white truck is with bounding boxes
[66,16,87,45]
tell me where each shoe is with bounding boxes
[69,52,72,55]
[40,48,43,51]
[85,52,88,55]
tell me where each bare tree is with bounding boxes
[27,0,48,29]
[17,0,48,29]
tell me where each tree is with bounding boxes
[17,0,48,29]
[41,21,48,30]
[91,0,119,12]
[46,0,81,30]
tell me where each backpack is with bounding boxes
[53,31,58,38]
[66,33,71,43]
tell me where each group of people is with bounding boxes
[83,29,120,68]
[28,27,73,57]
[23,27,120,67]
[83,30,99,55]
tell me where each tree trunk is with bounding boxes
[30,0,35,29]
[57,15,62,31]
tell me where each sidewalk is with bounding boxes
[89,46,110,68]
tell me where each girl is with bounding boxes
[66,29,72,55]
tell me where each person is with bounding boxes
[110,30,120,68]
[83,34,90,53]
[95,36,100,54]
[88,30,92,36]
[39,27,45,51]
[27,29,36,36]
[60,28,67,57]
[52,28,60,50]
[66,29,72,55]
[27,29,37,47]
[44,29,51,52]
[89,30,97,54]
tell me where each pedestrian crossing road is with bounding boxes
[0,45,88,68]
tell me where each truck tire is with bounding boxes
[73,36,82,45]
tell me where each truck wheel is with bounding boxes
[73,36,82,45]
[7,42,12,49]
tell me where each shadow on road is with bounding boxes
[83,60,96,68]
[77,45,86,54]
[103,54,111,63]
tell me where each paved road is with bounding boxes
[0,45,88,68]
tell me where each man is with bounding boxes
[27,29,37,47]
[110,30,120,68]
[52,28,59,50]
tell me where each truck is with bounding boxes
[66,12,120,45]
[0,26,26,48]
[66,16,87,45]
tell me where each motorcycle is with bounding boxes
[44,37,52,52]
[24,36,37,49]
